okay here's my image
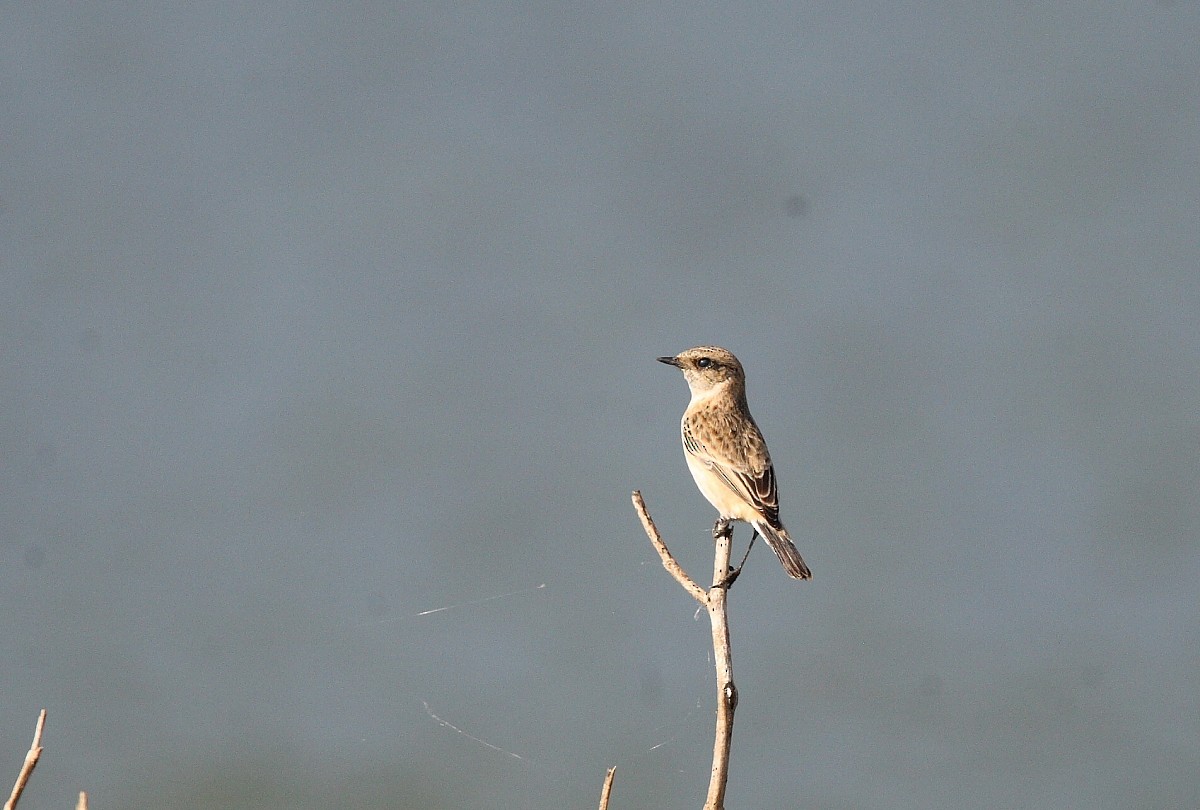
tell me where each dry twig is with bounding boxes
[596,766,616,810]
[632,491,739,810]
[4,710,46,810]
[632,491,706,602]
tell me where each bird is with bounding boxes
[658,346,812,580]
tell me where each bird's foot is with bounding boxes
[712,518,734,540]
[714,565,742,590]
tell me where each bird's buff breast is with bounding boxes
[683,446,759,523]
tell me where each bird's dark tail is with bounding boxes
[754,522,812,580]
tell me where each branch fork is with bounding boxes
[632,490,739,810]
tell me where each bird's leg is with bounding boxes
[715,529,758,590]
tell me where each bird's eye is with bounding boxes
[696,357,712,368]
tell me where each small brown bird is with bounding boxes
[658,346,812,580]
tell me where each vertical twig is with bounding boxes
[704,526,737,810]
[596,765,616,810]
[4,710,47,810]
[632,491,738,810]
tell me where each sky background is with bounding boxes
[3,4,1199,809]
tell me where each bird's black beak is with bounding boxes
[657,355,682,367]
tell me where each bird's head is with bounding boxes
[657,346,745,395]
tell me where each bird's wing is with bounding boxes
[683,415,780,525]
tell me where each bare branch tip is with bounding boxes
[6,710,48,810]
[32,710,46,745]
[597,766,617,810]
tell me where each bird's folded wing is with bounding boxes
[683,417,780,524]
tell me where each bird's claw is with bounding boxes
[714,564,743,590]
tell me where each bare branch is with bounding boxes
[632,493,739,810]
[631,491,707,603]
[704,529,736,810]
[4,710,46,810]
[596,766,616,810]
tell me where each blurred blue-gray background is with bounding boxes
[4,5,1198,808]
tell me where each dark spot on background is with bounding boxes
[785,194,808,218]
